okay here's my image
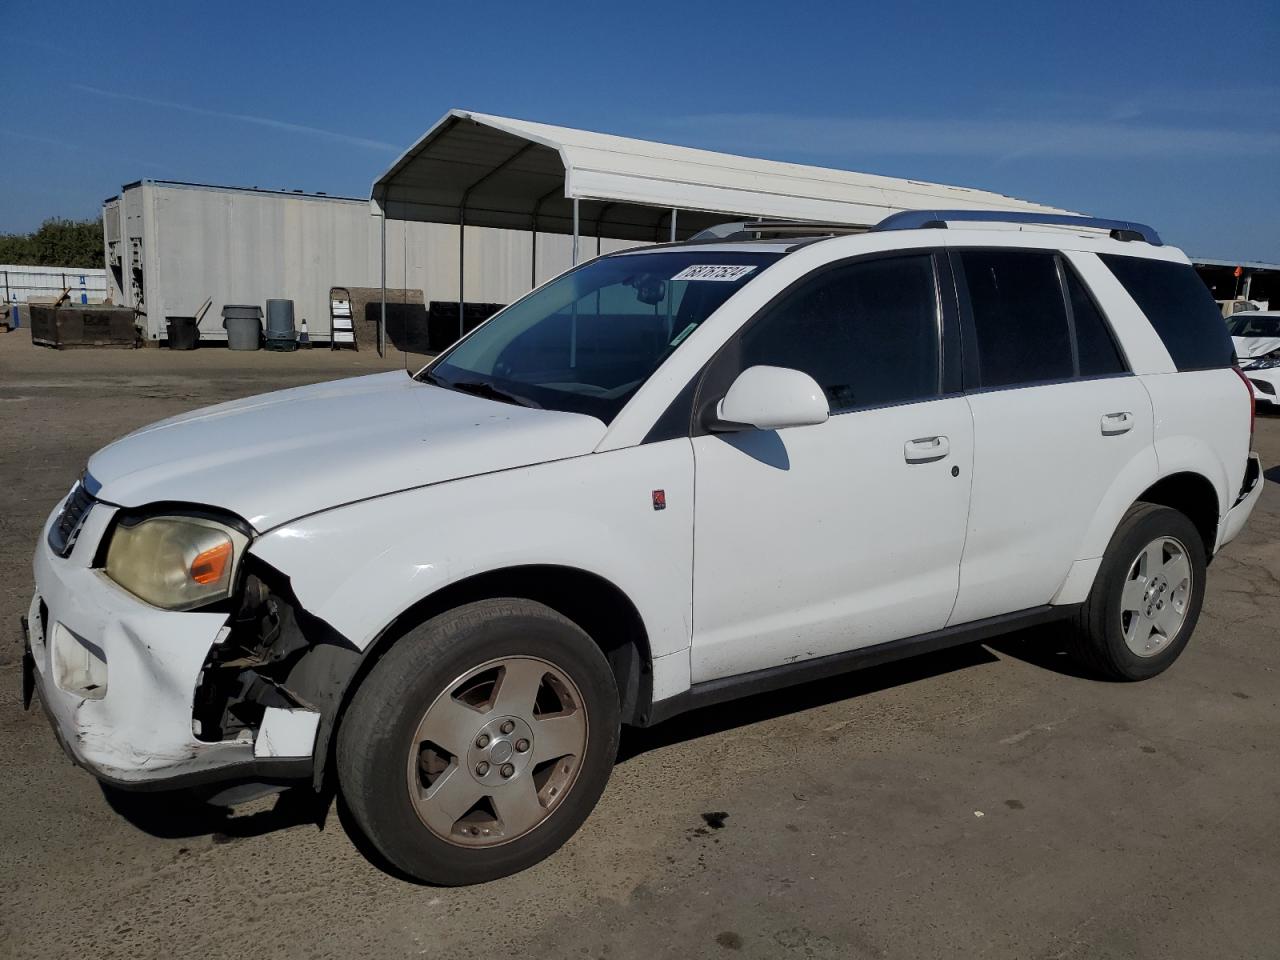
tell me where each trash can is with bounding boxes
[222,304,263,351]
[264,298,297,352]
[166,316,200,350]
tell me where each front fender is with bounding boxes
[249,440,695,664]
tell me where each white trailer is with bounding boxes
[102,180,634,343]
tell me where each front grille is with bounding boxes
[1248,378,1276,396]
[47,481,95,558]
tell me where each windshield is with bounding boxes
[1228,314,1280,339]
[421,250,781,422]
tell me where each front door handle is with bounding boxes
[905,435,950,463]
[1101,411,1134,436]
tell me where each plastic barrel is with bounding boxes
[166,316,199,350]
[222,304,263,350]
[265,299,295,339]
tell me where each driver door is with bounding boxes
[690,251,973,682]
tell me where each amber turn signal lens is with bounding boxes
[190,540,233,585]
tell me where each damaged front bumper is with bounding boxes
[25,496,316,792]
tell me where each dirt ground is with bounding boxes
[2,332,1278,960]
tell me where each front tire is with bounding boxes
[336,598,620,885]
[1066,502,1207,681]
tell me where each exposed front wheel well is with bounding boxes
[1135,472,1221,556]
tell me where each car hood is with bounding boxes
[87,371,607,530]
[1233,335,1280,359]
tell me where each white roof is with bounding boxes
[371,110,1073,242]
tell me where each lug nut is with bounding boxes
[476,761,490,776]
[500,763,514,779]
[515,738,530,753]
[476,734,490,749]
[500,721,515,735]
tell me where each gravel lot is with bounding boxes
[2,333,1278,960]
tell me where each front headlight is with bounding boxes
[104,515,249,610]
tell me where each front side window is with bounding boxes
[959,250,1073,388]
[426,250,782,422]
[734,254,941,412]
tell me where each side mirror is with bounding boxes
[710,365,830,432]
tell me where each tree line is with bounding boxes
[0,218,105,268]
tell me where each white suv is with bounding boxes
[24,210,1262,885]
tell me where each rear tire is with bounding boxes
[336,598,620,885]
[1065,502,1207,681]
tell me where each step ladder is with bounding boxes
[330,287,356,350]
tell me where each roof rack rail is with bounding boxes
[874,210,1162,246]
[690,220,870,241]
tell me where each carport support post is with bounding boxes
[379,212,387,356]
[670,208,678,242]
[458,209,466,342]
[572,198,580,265]
[530,227,537,289]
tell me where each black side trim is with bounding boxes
[95,758,314,793]
[642,605,1075,726]
[1235,454,1261,507]
[936,250,964,396]
[642,372,701,444]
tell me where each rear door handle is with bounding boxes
[1101,411,1134,436]
[904,436,950,463]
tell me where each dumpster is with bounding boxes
[29,303,139,349]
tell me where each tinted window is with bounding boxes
[1227,314,1280,339]
[960,250,1072,387]
[1065,266,1127,376]
[429,250,780,422]
[1100,255,1233,370]
[737,254,940,412]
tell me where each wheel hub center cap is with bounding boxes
[466,715,534,785]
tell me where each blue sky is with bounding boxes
[2,0,1276,261]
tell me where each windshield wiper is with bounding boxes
[449,380,540,409]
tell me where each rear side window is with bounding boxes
[1100,255,1233,370]
[959,250,1073,387]
[736,254,940,412]
[1065,266,1127,377]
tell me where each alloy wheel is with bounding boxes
[1119,536,1193,658]
[405,656,588,846]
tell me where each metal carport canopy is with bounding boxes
[370,109,1071,241]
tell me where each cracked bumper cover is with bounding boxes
[27,502,313,792]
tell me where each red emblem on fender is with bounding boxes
[652,489,666,511]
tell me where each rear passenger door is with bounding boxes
[947,248,1157,626]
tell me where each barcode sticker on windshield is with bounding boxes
[671,264,757,282]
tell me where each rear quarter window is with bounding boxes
[1100,255,1233,370]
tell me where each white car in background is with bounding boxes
[1230,310,1280,409]
[24,210,1262,885]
